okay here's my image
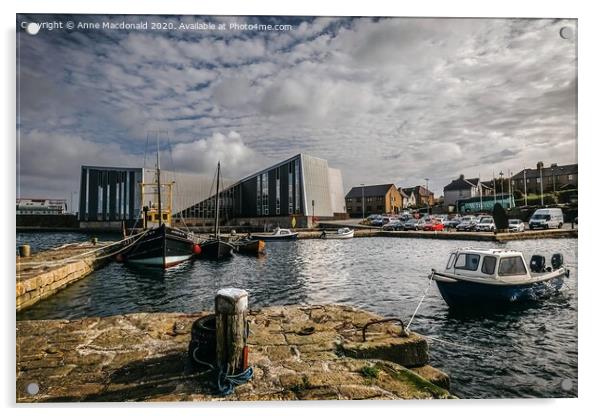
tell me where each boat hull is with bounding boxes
[251,234,298,241]
[200,239,234,259]
[123,225,195,268]
[435,273,566,309]
[235,239,266,255]
[321,231,354,239]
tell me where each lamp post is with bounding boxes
[539,165,544,206]
[499,171,504,208]
[425,178,430,215]
[360,183,365,221]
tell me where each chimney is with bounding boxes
[551,163,558,168]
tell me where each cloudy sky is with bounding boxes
[16,14,577,200]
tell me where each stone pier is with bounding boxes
[16,304,454,402]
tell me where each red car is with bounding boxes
[422,220,444,231]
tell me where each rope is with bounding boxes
[18,230,150,267]
[191,348,254,396]
[407,270,435,330]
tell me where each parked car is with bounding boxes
[508,219,525,232]
[443,216,461,229]
[423,219,445,231]
[529,208,564,229]
[403,218,418,231]
[371,215,384,226]
[475,216,496,232]
[383,220,404,231]
[415,218,429,231]
[456,216,478,231]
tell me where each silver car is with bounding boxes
[508,219,525,232]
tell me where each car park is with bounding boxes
[443,216,461,229]
[508,219,525,232]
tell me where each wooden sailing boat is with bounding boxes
[121,134,201,268]
[200,161,234,259]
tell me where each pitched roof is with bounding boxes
[400,185,433,196]
[444,177,480,192]
[512,163,577,179]
[346,184,395,198]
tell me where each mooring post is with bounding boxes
[18,245,31,258]
[215,288,248,375]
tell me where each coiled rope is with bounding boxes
[191,347,254,396]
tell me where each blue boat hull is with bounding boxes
[435,274,565,309]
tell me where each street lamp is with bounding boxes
[360,183,365,221]
[539,165,544,206]
[499,171,504,208]
[425,178,430,215]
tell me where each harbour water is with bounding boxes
[16,232,577,399]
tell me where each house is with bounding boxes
[511,162,577,194]
[345,184,403,217]
[398,188,413,209]
[400,185,434,208]
[443,175,491,207]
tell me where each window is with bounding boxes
[294,159,300,214]
[454,253,480,271]
[536,177,541,183]
[446,254,456,269]
[262,172,269,216]
[499,257,527,276]
[356,197,362,203]
[481,256,497,275]
[568,174,574,181]
[256,176,261,215]
[162,213,168,221]
[288,163,293,214]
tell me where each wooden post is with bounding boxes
[215,288,248,374]
[18,245,31,258]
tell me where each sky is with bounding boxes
[16,15,577,200]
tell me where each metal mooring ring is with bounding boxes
[362,318,407,341]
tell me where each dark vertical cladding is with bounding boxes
[79,168,86,220]
[88,169,98,220]
[108,170,117,221]
[129,171,136,220]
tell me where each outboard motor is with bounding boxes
[551,253,564,270]
[530,255,546,273]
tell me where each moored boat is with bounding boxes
[251,227,298,241]
[199,161,234,260]
[233,237,266,255]
[320,227,354,239]
[120,135,200,268]
[432,248,569,308]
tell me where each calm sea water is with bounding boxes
[16,232,577,399]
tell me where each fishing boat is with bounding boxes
[251,227,298,241]
[320,227,354,239]
[121,135,201,268]
[233,237,266,255]
[200,161,235,259]
[432,248,569,308]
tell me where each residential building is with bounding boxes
[443,175,492,207]
[511,162,578,194]
[400,185,434,208]
[345,184,403,217]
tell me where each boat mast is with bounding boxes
[156,133,162,227]
[214,161,220,238]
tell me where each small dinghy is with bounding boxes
[251,227,298,241]
[233,237,266,255]
[432,248,569,308]
[320,227,354,239]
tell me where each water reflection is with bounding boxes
[16,234,577,399]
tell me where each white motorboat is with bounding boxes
[320,227,354,239]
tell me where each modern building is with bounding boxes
[78,165,233,229]
[511,162,578,194]
[400,185,434,209]
[443,175,492,208]
[16,198,67,215]
[178,154,346,228]
[345,184,403,217]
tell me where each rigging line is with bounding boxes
[166,134,190,233]
[407,270,435,330]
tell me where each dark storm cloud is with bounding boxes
[16,15,576,198]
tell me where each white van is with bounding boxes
[529,208,564,230]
